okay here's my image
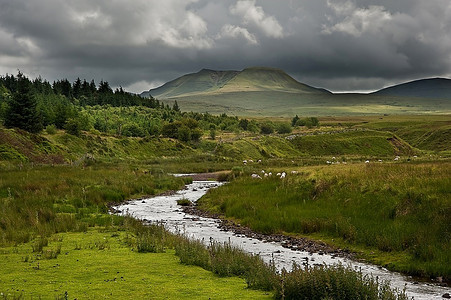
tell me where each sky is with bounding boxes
[0,0,450,93]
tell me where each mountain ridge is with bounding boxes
[141,67,330,99]
[139,67,450,116]
[372,77,451,99]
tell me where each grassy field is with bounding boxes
[0,164,189,246]
[0,228,272,299]
[0,163,409,299]
[0,115,449,297]
[198,162,451,279]
[0,164,272,299]
[164,92,451,117]
[1,114,448,171]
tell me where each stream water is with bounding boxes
[113,180,450,300]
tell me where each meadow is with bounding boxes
[198,162,451,279]
[0,112,449,298]
[0,163,409,299]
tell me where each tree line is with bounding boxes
[0,72,319,141]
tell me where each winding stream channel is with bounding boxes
[113,180,450,299]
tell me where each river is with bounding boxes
[113,180,450,300]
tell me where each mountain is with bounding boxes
[372,78,451,99]
[141,68,450,116]
[141,67,330,99]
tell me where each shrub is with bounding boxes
[275,263,408,300]
[65,118,81,136]
[277,123,292,134]
[176,199,192,206]
[45,124,57,135]
[122,123,146,137]
[260,123,274,134]
[209,128,216,140]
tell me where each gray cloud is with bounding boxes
[0,0,450,93]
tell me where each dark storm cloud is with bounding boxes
[0,0,450,92]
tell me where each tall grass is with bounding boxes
[276,263,408,300]
[175,236,276,291]
[0,164,187,246]
[198,162,451,278]
[173,233,406,299]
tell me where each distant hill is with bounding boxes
[372,78,451,99]
[141,67,330,99]
[141,68,450,116]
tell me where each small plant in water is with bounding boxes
[176,199,192,206]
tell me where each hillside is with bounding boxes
[141,68,451,117]
[141,67,329,99]
[372,78,451,99]
[141,69,240,98]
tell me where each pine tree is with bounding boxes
[172,100,180,112]
[73,77,82,99]
[4,72,42,133]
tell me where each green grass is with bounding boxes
[290,129,414,156]
[355,116,451,152]
[162,92,451,117]
[0,228,272,299]
[198,162,451,279]
[0,164,188,246]
[0,135,416,298]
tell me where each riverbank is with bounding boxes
[182,205,354,259]
[0,228,272,299]
[196,163,451,283]
[113,180,413,300]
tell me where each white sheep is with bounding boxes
[280,172,286,179]
[365,160,370,164]
[251,174,261,179]
[291,171,298,174]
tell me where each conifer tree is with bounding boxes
[4,72,42,133]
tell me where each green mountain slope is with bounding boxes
[141,69,240,98]
[141,68,451,116]
[372,78,451,99]
[141,67,329,99]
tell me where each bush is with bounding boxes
[275,263,408,300]
[260,123,274,134]
[65,118,81,136]
[277,123,292,134]
[295,117,320,128]
[209,129,216,140]
[177,126,191,142]
[191,128,203,142]
[45,124,57,135]
[122,123,146,137]
[176,199,192,206]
